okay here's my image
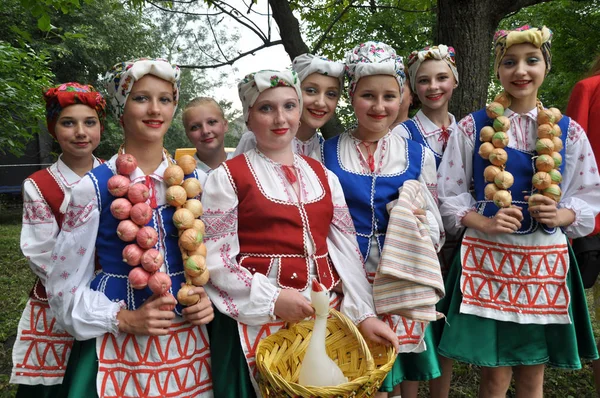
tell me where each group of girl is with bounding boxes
[11,24,600,398]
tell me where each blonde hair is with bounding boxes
[182,97,225,126]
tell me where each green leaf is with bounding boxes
[37,13,51,31]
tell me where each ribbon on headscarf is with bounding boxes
[103,58,181,122]
[43,82,107,139]
[493,25,553,76]
[292,53,345,87]
[407,45,459,93]
[344,41,406,99]
[237,70,303,122]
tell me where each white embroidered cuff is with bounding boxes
[354,312,377,326]
[269,288,281,320]
[110,300,127,336]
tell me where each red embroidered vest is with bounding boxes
[224,154,340,291]
[26,161,104,301]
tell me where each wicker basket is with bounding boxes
[255,309,397,397]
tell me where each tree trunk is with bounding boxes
[268,0,310,59]
[436,0,549,120]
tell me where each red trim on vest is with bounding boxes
[225,154,340,291]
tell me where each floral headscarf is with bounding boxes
[103,58,181,122]
[238,70,302,122]
[407,45,459,92]
[292,53,345,88]
[345,41,406,99]
[43,82,106,139]
[493,25,553,76]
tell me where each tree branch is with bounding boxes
[179,40,283,69]
[312,0,357,54]
[206,14,228,60]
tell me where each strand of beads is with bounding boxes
[163,154,210,306]
[530,101,564,206]
[109,153,175,311]
[480,91,513,208]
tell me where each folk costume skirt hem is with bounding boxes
[436,241,598,369]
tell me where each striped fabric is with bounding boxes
[373,180,445,321]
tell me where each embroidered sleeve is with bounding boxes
[201,167,280,326]
[560,119,600,237]
[419,149,444,250]
[46,177,122,340]
[438,113,477,235]
[20,179,60,282]
[232,130,257,157]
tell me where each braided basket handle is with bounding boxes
[329,308,375,371]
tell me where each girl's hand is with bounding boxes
[526,195,575,228]
[116,294,176,336]
[358,317,399,352]
[181,285,214,326]
[412,208,428,225]
[485,207,523,235]
[274,289,314,322]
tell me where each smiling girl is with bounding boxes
[437,26,600,397]
[11,83,105,398]
[46,59,214,397]
[182,97,233,180]
[233,53,344,157]
[201,69,398,397]
[320,42,445,398]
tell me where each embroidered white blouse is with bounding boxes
[194,152,234,186]
[392,110,457,157]
[201,149,377,326]
[314,130,444,276]
[21,155,102,284]
[438,107,600,237]
[46,154,173,340]
[233,130,324,158]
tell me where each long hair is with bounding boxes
[585,55,600,78]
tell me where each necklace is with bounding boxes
[480,91,564,208]
[438,125,450,152]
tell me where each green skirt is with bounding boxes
[16,384,62,398]
[56,339,98,398]
[208,309,257,398]
[378,324,442,392]
[437,242,598,368]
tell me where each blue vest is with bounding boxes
[322,134,425,261]
[401,119,443,168]
[471,109,569,235]
[88,163,195,315]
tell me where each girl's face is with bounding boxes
[184,103,228,155]
[54,104,101,160]
[122,74,175,144]
[498,43,546,104]
[352,75,401,137]
[300,73,341,129]
[247,87,301,153]
[414,59,456,114]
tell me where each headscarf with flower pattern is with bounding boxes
[407,44,459,92]
[43,82,107,139]
[493,25,553,77]
[345,41,406,99]
[103,58,181,122]
[238,69,303,122]
[292,53,345,88]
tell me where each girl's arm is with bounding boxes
[555,119,600,237]
[325,169,377,324]
[201,166,284,325]
[437,114,478,235]
[418,147,444,250]
[232,131,257,157]
[20,180,60,283]
[46,177,123,340]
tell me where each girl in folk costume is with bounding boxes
[320,42,445,398]
[233,53,344,157]
[389,78,414,130]
[11,83,105,398]
[182,97,234,182]
[436,26,600,397]
[392,45,460,397]
[202,69,398,397]
[46,58,214,398]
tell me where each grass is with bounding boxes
[0,196,597,397]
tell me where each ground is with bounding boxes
[0,194,597,397]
